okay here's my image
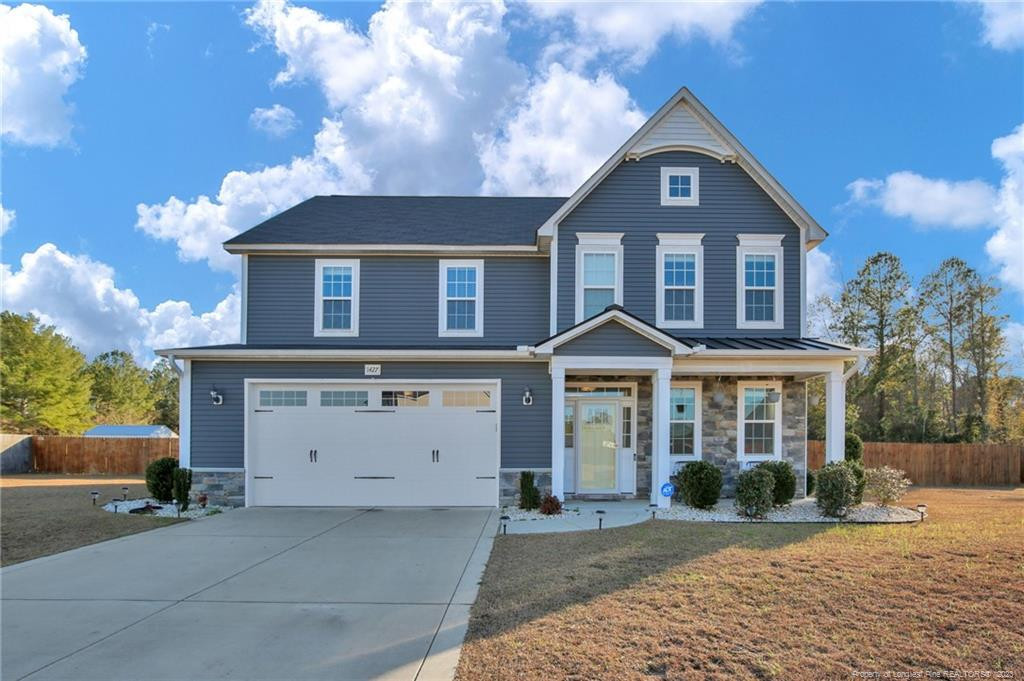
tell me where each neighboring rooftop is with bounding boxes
[224,195,568,248]
[84,425,178,438]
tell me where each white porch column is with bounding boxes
[651,366,672,508]
[825,369,846,463]
[550,365,566,500]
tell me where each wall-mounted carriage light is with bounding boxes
[522,387,533,406]
[210,388,223,406]
[766,389,781,404]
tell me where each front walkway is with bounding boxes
[1,507,496,681]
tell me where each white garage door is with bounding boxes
[246,381,499,507]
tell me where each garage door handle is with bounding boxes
[314,449,318,463]
[309,449,313,462]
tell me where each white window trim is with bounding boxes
[660,167,700,206]
[575,233,624,324]
[314,258,359,337]
[736,234,784,330]
[438,259,484,337]
[670,380,702,464]
[736,380,783,463]
[656,233,704,329]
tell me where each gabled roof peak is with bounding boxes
[539,87,828,248]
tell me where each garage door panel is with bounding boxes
[247,382,498,507]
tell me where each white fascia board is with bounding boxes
[552,355,674,372]
[154,348,538,361]
[537,87,829,247]
[673,356,847,375]
[534,310,694,356]
[224,243,542,256]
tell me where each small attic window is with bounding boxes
[661,167,699,206]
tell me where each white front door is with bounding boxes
[577,402,618,493]
[247,381,499,507]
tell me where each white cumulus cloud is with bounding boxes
[136,118,371,272]
[845,172,998,229]
[0,203,15,236]
[986,124,1024,297]
[1,243,239,361]
[249,104,299,138]
[526,0,761,67]
[478,64,646,195]
[0,3,87,147]
[245,0,525,194]
[807,247,841,302]
[845,123,1024,299]
[972,0,1024,50]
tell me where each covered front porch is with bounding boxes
[532,308,869,509]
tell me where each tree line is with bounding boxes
[1,312,179,435]
[808,253,1023,444]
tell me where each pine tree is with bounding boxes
[0,312,94,434]
[88,351,157,424]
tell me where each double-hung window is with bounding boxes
[315,259,359,337]
[656,233,704,328]
[575,233,624,322]
[660,167,699,206]
[438,260,483,337]
[669,381,702,466]
[737,380,783,462]
[736,234,784,330]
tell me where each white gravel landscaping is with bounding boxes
[656,497,920,523]
[102,497,231,519]
[501,497,921,526]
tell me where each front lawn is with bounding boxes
[457,487,1024,679]
[0,475,185,566]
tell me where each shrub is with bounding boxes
[845,432,864,462]
[734,467,775,518]
[806,469,816,497]
[757,460,796,506]
[518,471,540,511]
[672,461,722,509]
[815,462,857,517]
[539,494,562,515]
[173,467,193,512]
[145,457,178,502]
[864,466,911,506]
[843,459,866,504]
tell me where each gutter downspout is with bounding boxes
[843,353,869,382]
[166,353,184,377]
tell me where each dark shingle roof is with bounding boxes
[224,196,568,247]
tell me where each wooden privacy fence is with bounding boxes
[31,436,179,474]
[807,441,1023,486]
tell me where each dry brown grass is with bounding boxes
[1,475,184,566]
[457,488,1024,680]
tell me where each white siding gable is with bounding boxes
[628,103,730,159]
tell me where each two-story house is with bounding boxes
[158,88,870,508]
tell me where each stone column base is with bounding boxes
[499,469,552,506]
[192,471,245,507]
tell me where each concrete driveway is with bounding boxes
[1,507,496,681]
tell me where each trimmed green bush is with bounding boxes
[815,462,857,517]
[518,471,540,511]
[843,459,866,504]
[845,432,864,462]
[671,461,722,509]
[173,467,193,512]
[806,469,816,497]
[145,457,178,502]
[757,460,797,506]
[734,467,775,518]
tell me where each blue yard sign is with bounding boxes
[660,482,675,498]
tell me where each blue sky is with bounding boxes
[2,0,1022,364]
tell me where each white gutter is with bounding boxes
[843,352,870,381]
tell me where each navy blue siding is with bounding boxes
[557,151,802,336]
[190,361,552,469]
[247,256,550,347]
[557,321,669,356]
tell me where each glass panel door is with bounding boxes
[579,402,617,491]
